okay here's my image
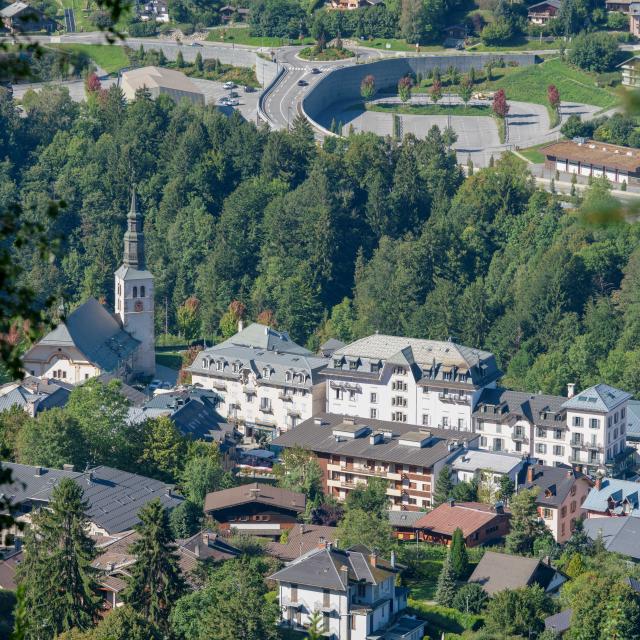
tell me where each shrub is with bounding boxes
[480,19,513,45]
[128,21,158,37]
[176,22,195,35]
[607,10,630,31]
[452,583,488,614]
[568,31,620,72]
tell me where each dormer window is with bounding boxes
[202,358,209,369]
[263,367,270,379]
[233,364,239,373]
[370,362,381,373]
[349,360,358,371]
[216,361,223,371]
[333,358,343,369]
[133,286,138,298]
[285,371,292,382]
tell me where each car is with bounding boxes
[297,79,308,86]
[227,98,239,106]
[148,379,162,391]
[243,85,255,93]
[229,90,239,98]
[190,41,203,47]
[310,67,321,74]
[223,81,235,89]
[218,96,231,105]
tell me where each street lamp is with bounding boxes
[287,104,291,130]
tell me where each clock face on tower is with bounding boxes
[134,300,144,312]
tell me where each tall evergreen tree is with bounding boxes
[505,488,548,555]
[449,527,469,580]
[17,478,99,639]
[435,554,457,607]
[123,499,186,631]
[432,465,453,507]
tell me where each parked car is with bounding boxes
[243,85,255,93]
[190,42,203,47]
[297,79,308,86]
[223,81,235,89]
[229,90,239,97]
[148,379,162,391]
[218,96,231,105]
[310,67,321,74]
[227,98,239,106]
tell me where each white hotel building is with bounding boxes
[321,335,632,477]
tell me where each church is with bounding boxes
[22,190,156,384]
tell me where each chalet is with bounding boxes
[0,1,58,33]
[543,139,640,187]
[219,5,250,21]
[203,482,305,537]
[606,0,631,11]
[266,523,338,561]
[527,0,561,24]
[387,510,424,541]
[413,500,510,547]
[469,551,567,595]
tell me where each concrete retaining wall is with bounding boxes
[255,54,279,87]
[302,54,538,127]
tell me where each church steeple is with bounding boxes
[123,185,145,269]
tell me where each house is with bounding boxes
[469,551,567,595]
[138,0,169,22]
[203,482,305,537]
[544,610,572,636]
[271,413,480,510]
[583,516,640,560]
[582,477,640,517]
[269,544,424,640]
[527,0,561,24]
[266,523,338,561]
[387,510,425,541]
[473,383,633,476]
[0,548,22,590]
[522,464,593,543]
[219,4,250,21]
[606,0,631,11]
[23,190,155,382]
[618,56,640,88]
[543,139,640,188]
[94,529,239,608]
[631,1,640,35]
[121,66,205,105]
[413,501,510,547]
[188,323,328,439]
[318,338,346,359]
[449,448,525,497]
[3,462,183,538]
[0,1,58,33]
[324,334,502,431]
[0,376,71,416]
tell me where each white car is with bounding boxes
[223,81,235,89]
[218,96,231,105]
[227,98,239,106]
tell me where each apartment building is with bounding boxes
[270,545,424,640]
[472,384,632,476]
[323,334,502,431]
[188,323,327,439]
[272,413,479,510]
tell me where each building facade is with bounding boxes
[527,0,561,23]
[121,66,205,105]
[272,413,479,511]
[189,323,327,439]
[324,334,501,432]
[270,545,424,640]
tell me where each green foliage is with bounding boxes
[452,479,478,502]
[0,405,30,460]
[0,589,16,638]
[436,555,458,607]
[505,488,551,556]
[449,528,469,580]
[452,583,488,614]
[408,599,483,635]
[58,606,161,640]
[123,499,186,632]
[336,508,395,554]
[273,445,324,505]
[181,448,234,507]
[169,499,202,539]
[307,610,324,640]
[433,465,453,507]
[481,18,513,45]
[17,478,99,639]
[139,416,188,482]
[568,32,620,72]
[344,476,388,517]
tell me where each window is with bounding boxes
[553,445,564,456]
[561,522,566,536]
[422,414,430,426]
[480,436,487,447]
[202,358,209,369]
[335,389,343,400]
[570,485,576,496]
[615,411,619,424]
[590,418,599,429]
[216,361,223,371]
[262,367,270,379]
[232,364,239,373]
[285,371,291,382]
[457,418,465,430]
[543,508,553,520]
[608,416,612,428]
[621,407,626,420]
[477,421,484,431]
[422,386,429,394]
[561,506,567,517]
[349,360,358,371]
[370,408,377,419]
[536,427,547,438]
[515,442,522,452]
[370,362,380,373]
[370,392,377,403]
[573,416,583,427]
[140,285,145,297]
[536,443,547,454]
[620,423,626,435]
[260,398,271,411]
[442,417,449,427]
[493,438,503,452]
[554,429,563,440]
[348,390,356,402]
[570,500,577,513]
[333,359,343,369]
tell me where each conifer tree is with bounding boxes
[123,499,186,632]
[17,478,99,639]
[449,527,469,580]
[505,488,548,555]
[436,554,457,607]
[432,465,453,507]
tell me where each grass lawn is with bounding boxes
[518,142,549,163]
[470,37,565,52]
[52,44,130,74]
[409,600,484,639]
[206,27,314,47]
[359,38,446,52]
[299,46,354,61]
[155,352,183,370]
[367,101,491,116]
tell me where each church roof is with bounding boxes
[114,265,153,281]
[31,298,139,373]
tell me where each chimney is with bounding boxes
[194,543,201,558]
[317,535,326,550]
[238,319,244,333]
[63,464,74,472]
[448,498,455,508]
[567,469,574,478]
[299,523,305,536]
[595,475,603,490]
[391,550,396,569]
[526,466,534,484]
[494,501,504,514]
[567,383,576,398]
[369,550,378,568]
[202,531,210,546]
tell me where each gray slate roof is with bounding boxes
[0,377,71,414]
[272,413,478,468]
[387,510,425,528]
[450,448,523,475]
[523,464,591,508]
[217,323,313,356]
[562,384,631,413]
[469,551,566,595]
[581,478,640,515]
[545,610,572,634]
[474,387,566,427]
[3,462,182,534]
[528,0,561,9]
[25,298,139,373]
[583,516,640,559]
[269,545,397,591]
[625,400,640,440]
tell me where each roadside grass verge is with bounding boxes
[51,43,130,73]
[518,142,548,163]
[206,27,314,47]
[366,101,491,116]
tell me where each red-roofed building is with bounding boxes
[413,501,511,547]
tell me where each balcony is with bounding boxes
[585,442,603,452]
[278,392,293,402]
[512,432,528,443]
[438,393,470,405]
[210,381,227,391]
[242,386,257,396]
[259,405,273,414]
[386,487,402,497]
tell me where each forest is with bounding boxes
[2,83,640,398]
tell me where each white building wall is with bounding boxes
[23,345,102,384]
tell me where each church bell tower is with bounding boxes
[114,186,156,377]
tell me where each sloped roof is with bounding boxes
[450,449,523,475]
[266,524,338,561]
[528,0,561,9]
[387,510,424,529]
[204,482,305,514]
[218,323,312,356]
[4,462,183,534]
[523,464,592,508]
[269,545,397,591]
[626,400,640,440]
[413,502,508,537]
[473,387,566,426]
[0,1,31,17]
[581,478,640,515]
[469,551,565,595]
[543,140,640,173]
[122,66,203,95]
[562,384,631,412]
[545,609,572,634]
[583,516,640,559]
[25,298,139,373]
